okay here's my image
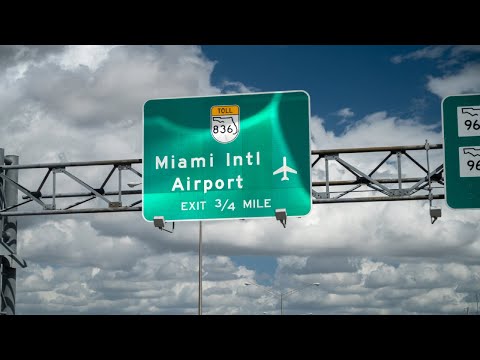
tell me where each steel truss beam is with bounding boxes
[0,144,444,217]
[311,143,444,204]
[0,159,142,217]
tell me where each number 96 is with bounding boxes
[465,119,480,131]
[467,160,480,171]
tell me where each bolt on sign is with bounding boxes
[142,90,312,222]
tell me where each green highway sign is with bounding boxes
[142,90,312,222]
[442,93,480,209]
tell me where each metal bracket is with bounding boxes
[430,207,442,224]
[153,216,175,233]
[116,165,130,207]
[275,209,287,228]
[312,189,329,199]
[429,191,442,224]
[391,189,409,196]
[425,139,441,224]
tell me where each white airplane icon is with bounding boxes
[273,157,297,181]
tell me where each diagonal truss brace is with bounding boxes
[55,168,115,206]
[334,156,395,196]
[0,173,47,209]
[404,164,443,196]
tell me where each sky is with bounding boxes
[1,45,480,315]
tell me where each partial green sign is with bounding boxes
[142,91,312,221]
[442,93,480,209]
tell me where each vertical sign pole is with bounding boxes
[0,148,4,314]
[280,293,283,315]
[198,221,202,315]
[0,148,4,240]
[52,170,56,209]
[118,167,122,204]
[396,152,402,190]
[1,154,18,315]
[426,140,432,207]
[325,158,330,198]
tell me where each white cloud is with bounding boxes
[391,46,480,99]
[53,45,118,71]
[391,46,480,76]
[449,45,480,57]
[427,63,480,98]
[16,252,259,315]
[221,80,259,94]
[17,253,479,314]
[391,46,450,64]
[391,45,480,106]
[0,45,220,165]
[2,45,480,315]
[312,111,442,149]
[335,107,354,118]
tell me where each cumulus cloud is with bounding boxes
[0,45,66,71]
[2,45,480,315]
[427,63,480,98]
[391,45,480,99]
[16,253,253,314]
[0,45,219,164]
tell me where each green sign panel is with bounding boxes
[142,90,312,222]
[442,93,480,209]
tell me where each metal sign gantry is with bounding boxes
[0,143,444,217]
[0,142,444,314]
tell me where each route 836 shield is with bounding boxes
[210,105,240,144]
